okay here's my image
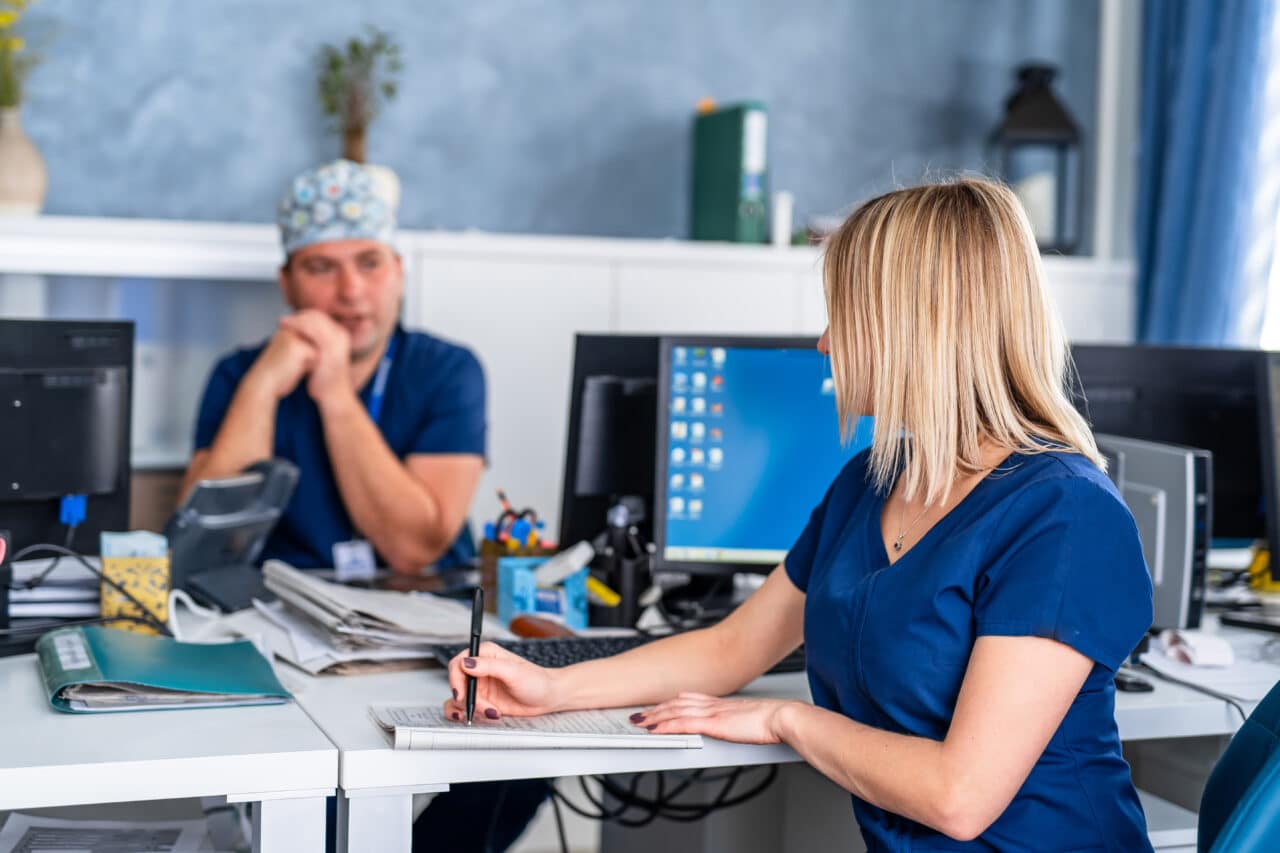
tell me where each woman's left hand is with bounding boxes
[631,692,797,745]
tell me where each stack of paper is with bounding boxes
[369,705,703,750]
[259,561,508,675]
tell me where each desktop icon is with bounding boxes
[671,447,687,465]
[708,447,724,467]
[711,348,726,365]
[674,347,688,364]
[669,497,685,514]
[674,371,689,389]
[670,473,685,490]
[711,375,724,391]
[690,448,706,466]
[671,421,688,440]
[692,372,707,390]
[691,397,707,414]
[709,427,723,442]
[688,499,704,515]
[692,347,707,362]
[690,422,706,442]
[689,473,705,490]
[710,402,724,416]
[672,396,687,413]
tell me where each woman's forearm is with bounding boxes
[553,624,758,711]
[773,702,985,841]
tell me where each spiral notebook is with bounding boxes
[370,705,703,750]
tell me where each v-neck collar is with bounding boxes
[869,451,1021,567]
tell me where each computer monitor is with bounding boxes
[0,319,133,554]
[557,335,660,550]
[1070,343,1272,561]
[653,336,873,576]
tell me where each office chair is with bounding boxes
[1198,679,1280,851]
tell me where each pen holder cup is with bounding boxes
[496,556,589,631]
[479,541,555,613]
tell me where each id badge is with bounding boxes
[333,539,377,581]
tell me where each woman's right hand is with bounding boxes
[443,641,563,721]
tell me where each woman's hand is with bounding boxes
[631,692,800,745]
[443,641,563,721]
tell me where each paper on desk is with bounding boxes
[250,599,436,675]
[0,813,206,853]
[263,560,506,643]
[370,704,703,750]
[1140,644,1280,702]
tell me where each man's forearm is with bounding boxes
[181,384,277,499]
[317,393,450,571]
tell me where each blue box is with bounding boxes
[497,557,588,630]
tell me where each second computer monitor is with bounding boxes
[653,336,873,575]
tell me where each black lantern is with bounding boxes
[990,64,1082,255]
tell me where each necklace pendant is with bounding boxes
[893,540,902,552]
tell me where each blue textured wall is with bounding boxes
[21,0,1098,240]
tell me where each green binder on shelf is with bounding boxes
[35,625,290,714]
[690,101,769,243]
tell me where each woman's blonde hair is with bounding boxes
[822,176,1101,506]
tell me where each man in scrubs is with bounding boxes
[184,159,547,851]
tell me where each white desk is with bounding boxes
[293,659,1267,853]
[0,654,338,853]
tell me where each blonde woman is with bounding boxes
[446,178,1154,850]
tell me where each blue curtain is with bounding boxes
[1136,0,1276,345]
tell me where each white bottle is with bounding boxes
[771,191,794,248]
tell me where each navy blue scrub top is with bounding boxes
[786,448,1154,852]
[193,325,486,570]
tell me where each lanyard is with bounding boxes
[366,332,397,425]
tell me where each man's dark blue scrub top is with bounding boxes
[786,448,1154,852]
[193,325,486,570]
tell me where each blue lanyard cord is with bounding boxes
[366,334,397,425]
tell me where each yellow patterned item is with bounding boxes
[99,531,170,635]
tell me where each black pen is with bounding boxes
[465,587,484,725]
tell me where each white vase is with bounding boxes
[0,107,47,215]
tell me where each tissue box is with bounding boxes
[497,556,588,630]
[100,531,170,635]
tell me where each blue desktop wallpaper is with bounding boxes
[663,346,874,562]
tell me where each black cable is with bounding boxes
[0,614,167,638]
[547,785,570,853]
[545,765,778,828]
[8,543,172,637]
[482,780,510,853]
[1132,662,1250,723]
[18,524,78,592]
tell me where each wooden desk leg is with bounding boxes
[253,795,327,853]
[337,791,416,853]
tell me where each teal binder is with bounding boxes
[35,625,290,714]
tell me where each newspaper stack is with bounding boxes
[257,560,507,675]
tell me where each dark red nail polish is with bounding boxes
[452,688,458,699]
[451,711,460,721]
[463,657,477,669]
[484,708,499,720]
[629,713,645,723]
[645,724,658,731]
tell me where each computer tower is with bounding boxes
[1096,434,1211,630]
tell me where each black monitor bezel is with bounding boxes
[652,334,821,576]
[1257,352,1280,580]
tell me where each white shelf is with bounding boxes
[0,214,1132,283]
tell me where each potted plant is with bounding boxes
[0,0,45,214]
[317,26,402,163]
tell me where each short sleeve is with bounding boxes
[976,476,1154,672]
[192,357,243,450]
[409,348,487,457]
[785,484,835,593]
